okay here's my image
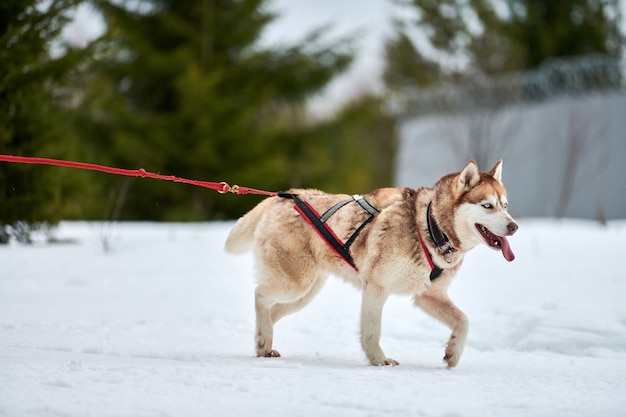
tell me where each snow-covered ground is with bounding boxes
[1,219,625,417]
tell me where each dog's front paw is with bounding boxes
[443,350,458,368]
[370,357,399,366]
[443,336,464,368]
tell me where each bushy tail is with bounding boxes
[224,199,270,254]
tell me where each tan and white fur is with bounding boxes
[225,160,518,367]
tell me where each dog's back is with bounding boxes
[225,188,403,257]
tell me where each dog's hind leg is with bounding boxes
[360,284,398,366]
[271,273,328,324]
[413,289,469,368]
[255,285,281,358]
[254,267,325,358]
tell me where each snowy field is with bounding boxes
[1,219,625,417]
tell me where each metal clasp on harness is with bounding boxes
[439,245,456,264]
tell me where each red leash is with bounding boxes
[0,154,277,196]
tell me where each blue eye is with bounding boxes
[482,203,493,209]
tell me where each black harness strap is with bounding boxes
[344,215,376,251]
[426,202,457,261]
[429,259,444,281]
[278,192,379,271]
[423,202,459,280]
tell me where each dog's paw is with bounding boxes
[443,351,458,368]
[443,342,462,368]
[257,349,281,358]
[443,332,466,368]
[370,357,399,367]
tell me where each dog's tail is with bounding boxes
[224,198,272,254]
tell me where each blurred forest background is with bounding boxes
[1,0,624,241]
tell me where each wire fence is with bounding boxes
[392,54,626,116]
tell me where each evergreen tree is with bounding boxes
[71,0,353,221]
[309,95,396,194]
[0,0,83,242]
[384,0,624,90]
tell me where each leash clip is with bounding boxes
[218,182,240,194]
[218,182,230,194]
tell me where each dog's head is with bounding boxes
[445,160,518,261]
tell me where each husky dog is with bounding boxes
[225,160,517,367]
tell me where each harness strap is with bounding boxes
[320,199,353,223]
[278,192,443,279]
[426,202,457,261]
[278,192,379,271]
[352,194,380,216]
[344,215,376,251]
[319,194,379,223]
[417,227,444,280]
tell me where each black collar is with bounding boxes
[426,202,457,263]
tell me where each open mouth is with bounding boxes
[476,224,515,262]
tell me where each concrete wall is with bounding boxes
[396,92,626,220]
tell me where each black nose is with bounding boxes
[507,222,518,235]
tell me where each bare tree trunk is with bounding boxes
[439,107,518,169]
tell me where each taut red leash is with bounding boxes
[0,154,277,196]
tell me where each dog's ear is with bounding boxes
[459,160,480,191]
[488,160,503,183]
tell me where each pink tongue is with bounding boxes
[499,236,515,262]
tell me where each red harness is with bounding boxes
[278,192,379,272]
[417,226,443,280]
